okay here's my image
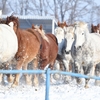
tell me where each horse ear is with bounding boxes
[7,16,9,21]
[64,21,68,27]
[97,24,100,28]
[39,25,43,30]
[58,21,60,26]
[32,24,35,29]
[91,24,94,27]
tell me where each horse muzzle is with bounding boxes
[65,50,71,54]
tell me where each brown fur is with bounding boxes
[91,24,100,33]
[32,24,58,70]
[57,21,68,28]
[6,15,41,87]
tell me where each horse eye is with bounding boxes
[82,33,84,35]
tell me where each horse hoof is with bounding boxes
[26,81,32,85]
[11,82,18,88]
[84,85,89,88]
[53,73,61,80]
[11,84,17,88]
[8,78,14,83]
[77,79,82,84]
[33,83,39,87]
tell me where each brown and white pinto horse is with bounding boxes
[6,15,41,87]
[32,24,58,71]
[91,24,100,33]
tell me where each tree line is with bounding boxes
[0,0,100,25]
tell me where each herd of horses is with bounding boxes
[0,15,100,88]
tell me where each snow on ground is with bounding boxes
[0,75,100,100]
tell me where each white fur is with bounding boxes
[0,24,18,64]
[72,21,100,87]
[54,27,65,55]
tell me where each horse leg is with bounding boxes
[39,59,50,83]
[95,63,100,86]
[74,61,82,84]
[22,63,32,85]
[0,74,3,84]
[11,60,24,88]
[84,63,93,88]
[5,62,14,83]
[53,60,61,80]
[63,59,72,84]
[32,58,39,87]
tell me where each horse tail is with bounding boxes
[46,33,58,45]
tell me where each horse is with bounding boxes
[57,21,68,28]
[62,26,75,80]
[72,21,100,88]
[32,24,58,70]
[6,15,41,87]
[31,24,58,82]
[0,23,18,84]
[91,24,100,33]
[54,25,75,83]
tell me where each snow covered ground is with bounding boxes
[0,75,100,100]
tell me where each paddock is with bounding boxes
[0,68,100,100]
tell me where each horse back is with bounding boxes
[46,33,58,45]
[26,28,41,44]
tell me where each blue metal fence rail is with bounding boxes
[0,68,100,100]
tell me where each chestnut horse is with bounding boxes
[32,25,58,71]
[57,21,68,28]
[6,15,41,87]
[91,24,100,33]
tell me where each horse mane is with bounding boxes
[6,15,19,29]
[26,28,42,45]
[65,26,74,36]
[74,21,87,29]
[32,24,49,42]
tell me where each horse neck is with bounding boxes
[15,28,22,44]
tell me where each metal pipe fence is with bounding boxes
[0,68,100,100]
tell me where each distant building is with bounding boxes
[1,15,57,34]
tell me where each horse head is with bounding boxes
[6,15,19,33]
[73,21,89,51]
[57,21,68,28]
[91,24,100,33]
[63,26,75,55]
[54,27,65,55]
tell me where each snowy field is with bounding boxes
[0,75,100,100]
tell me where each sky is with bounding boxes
[95,0,100,5]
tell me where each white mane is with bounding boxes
[34,25,49,42]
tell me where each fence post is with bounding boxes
[45,68,50,100]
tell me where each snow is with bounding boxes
[0,75,100,100]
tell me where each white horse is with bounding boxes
[54,26,75,83]
[62,26,75,71]
[53,27,65,80]
[0,24,18,84]
[72,21,100,88]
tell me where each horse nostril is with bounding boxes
[65,50,69,54]
[79,46,81,49]
[74,46,76,49]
